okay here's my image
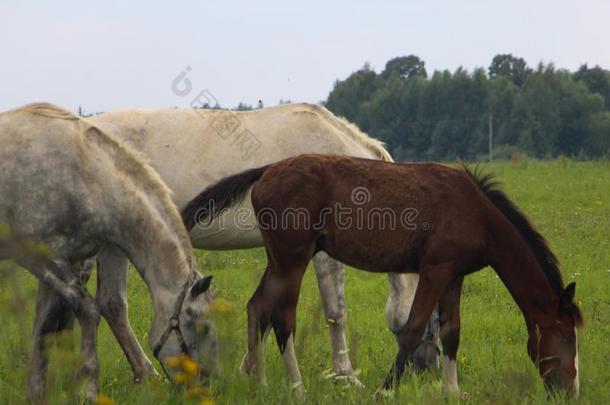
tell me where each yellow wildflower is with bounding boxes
[182,356,199,375]
[184,386,210,399]
[206,298,236,315]
[95,394,116,405]
[174,372,190,384]
[164,356,183,368]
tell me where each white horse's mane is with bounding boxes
[18,102,195,270]
[302,104,394,162]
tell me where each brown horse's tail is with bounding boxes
[181,165,271,230]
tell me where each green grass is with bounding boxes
[1,159,609,404]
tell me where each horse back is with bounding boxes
[251,154,490,273]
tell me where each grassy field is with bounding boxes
[0,159,609,404]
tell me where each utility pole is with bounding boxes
[488,113,493,162]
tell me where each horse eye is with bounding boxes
[186,308,195,318]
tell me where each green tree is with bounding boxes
[382,55,427,79]
[326,55,610,160]
[326,63,381,124]
[573,64,610,109]
[489,54,531,87]
[585,111,610,155]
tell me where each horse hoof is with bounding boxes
[441,384,462,398]
[323,369,365,388]
[291,381,306,400]
[84,384,98,403]
[239,353,254,376]
[373,387,394,400]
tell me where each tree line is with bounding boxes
[324,54,610,161]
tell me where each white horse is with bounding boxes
[0,103,218,401]
[35,103,439,386]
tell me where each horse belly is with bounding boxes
[321,230,417,273]
[188,198,263,250]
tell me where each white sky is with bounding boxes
[1,0,609,113]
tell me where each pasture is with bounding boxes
[0,159,608,404]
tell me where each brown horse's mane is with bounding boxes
[464,165,583,325]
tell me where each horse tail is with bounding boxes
[181,165,271,230]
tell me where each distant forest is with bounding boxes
[325,54,610,161]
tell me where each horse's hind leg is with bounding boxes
[28,283,73,402]
[266,247,312,397]
[22,257,101,401]
[245,268,273,385]
[312,252,362,386]
[245,259,309,397]
[28,260,95,401]
[438,276,464,396]
[239,328,270,378]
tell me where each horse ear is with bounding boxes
[191,275,213,298]
[560,282,576,309]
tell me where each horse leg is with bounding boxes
[28,282,75,402]
[239,327,270,378]
[21,257,101,401]
[96,244,158,382]
[269,268,308,398]
[312,252,362,386]
[380,263,456,392]
[245,268,273,386]
[439,277,464,396]
[386,273,440,371]
[28,259,96,400]
[74,292,101,401]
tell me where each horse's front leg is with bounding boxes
[379,264,456,394]
[438,277,464,396]
[312,252,362,386]
[96,244,158,381]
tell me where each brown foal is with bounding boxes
[183,154,583,396]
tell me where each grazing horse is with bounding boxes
[182,154,583,397]
[0,103,218,401]
[32,103,440,387]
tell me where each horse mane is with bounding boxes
[19,103,195,270]
[84,125,196,269]
[300,103,394,162]
[464,165,583,325]
[16,102,81,121]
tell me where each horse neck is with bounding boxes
[119,204,191,299]
[488,219,559,331]
[86,123,193,301]
[103,179,193,334]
